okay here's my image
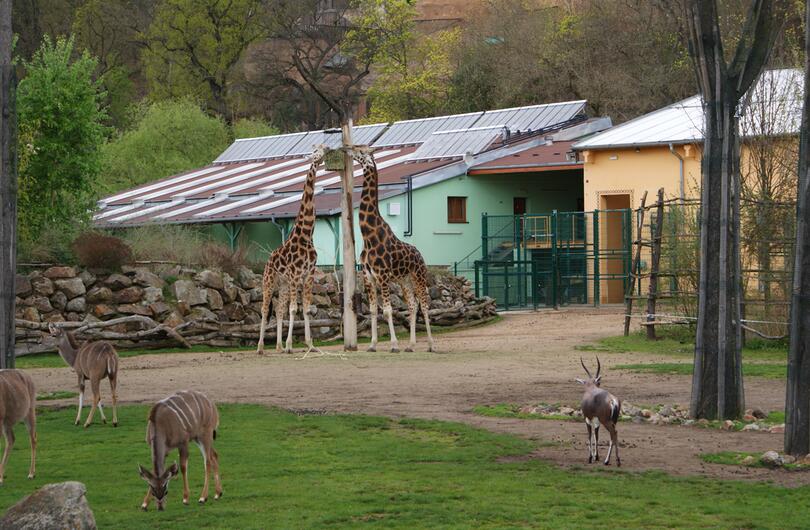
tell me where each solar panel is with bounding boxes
[409,126,506,160]
[372,112,484,147]
[214,132,309,163]
[475,100,586,133]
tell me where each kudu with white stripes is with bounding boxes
[0,370,37,483]
[139,390,222,510]
[577,356,622,466]
[49,324,119,427]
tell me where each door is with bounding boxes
[600,194,631,304]
[513,197,527,215]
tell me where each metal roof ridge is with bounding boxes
[479,100,587,114]
[430,125,508,135]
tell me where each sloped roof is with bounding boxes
[574,69,803,150]
[468,140,581,173]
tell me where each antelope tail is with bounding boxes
[609,398,620,424]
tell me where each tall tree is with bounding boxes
[785,0,810,457]
[683,0,785,420]
[0,0,18,369]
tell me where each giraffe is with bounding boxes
[352,146,435,353]
[257,146,326,355]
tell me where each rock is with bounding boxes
[682,419,695,426]
[741,423,760,432]
[50,291,67,311]
[162,311,185,328]
[43,266,76,279]
[103,273,132,290]
[743,414,757,422]
[30,276,54,296]
[783,455,797,465]
[761,451,783,467]
[236,288,250,306]
[15,275,32,297]
[518,405,537,415]
[429,286,441,299]
[722,420,735,431]
[21,307,40,322]
[659,405,674,417]
[54,278,86,300]
[117,304,152,317]
[132,269,164,289]
[65,297,86,313]
[66,312,82,322]
[171,280,207,306]
[741,455,756,465]
[770,424,785,434]
[0,481,96,530]
[26,296,53,313]
[149,302,171,318]
[248,288,263,302]
[43,313,65,323]
[311,294,331,307]
[237,267,260,289]
[188,306,218,322]
[206,289,224,310]
[243,312,261,325]
[114,286,143,304]
[641,409,652,418]
[176,301,191,316]
[91,304,117,320]
[78,270,96,288]
[697,418,710,426]
[559,406,575,416]
[196,270,224,290]
[223,302,246,321]
[142,287,163,304]
[752,407,767,419]
[650,413,663,425]
[86,286,113,303]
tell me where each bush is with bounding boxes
[18,223,83,264]
[120,224,209,265]
[71,232,133,270]
[199,242,251,276]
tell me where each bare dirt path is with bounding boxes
[30,308,804,485]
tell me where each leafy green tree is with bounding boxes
[17,35,108,245]
[100,98,229,192]
[143,0,265,123]
[232,117,278,139]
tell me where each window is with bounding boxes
[447,197,467,223]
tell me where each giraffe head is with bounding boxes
[351,145,375,166]
[310,144,328,165]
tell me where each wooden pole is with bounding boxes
[340,117,358,350]
[624,190,648,336]
[646,188,665,340]
[0,0,17,369]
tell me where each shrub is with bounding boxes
[71,232,133,270]
[199,242,251,276]
[18,223,83,264]
[121,224,209,265]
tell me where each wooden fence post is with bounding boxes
[624,191,648,336]
[646,188,665,340]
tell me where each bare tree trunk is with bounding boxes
[0,0,17,369]
[341,117,358,350]
[684,0,782,420]
[785,0,810,457]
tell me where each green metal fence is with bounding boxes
[467,209,632,309]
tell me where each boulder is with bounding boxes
[78,270,97,287]
[117,304,153,317]
[43,266,76,279]
[91,304,117,320]
[760,451,783,467]
[741,455,756,465]
[21,307,40,322]
[559,406,575,416]
[196,270,224,290]
[55,278,86,300]
[30,277,54,296]
[188,306,218,322]
[15,275,32,298]
[248,287,263,302]
[722,420,735,431]
[103,274,132,290]
[171,280,207,306]
[741,423,760,432]
[176,301,191,316]
[311,294,331,307]
[149,302,171,318]
[65,297,86,313]
[206,289,224,310]
[43,313,65,323]
[751,407,767,419]
[236,288,251,306]
[783,455,797,465]
[86,286,113,303]
[50,291,68,311]
[221,279,238,304]
[223,302,247,322]
[237,267,260,289]
[770,424,785,434]
[659,405,674,417]
[0,481,96,530]
[26,296,53,313]
[143,287,163,304]
[114,287,143,304]
[743,414,757,422]
[132,269,164,289]
[162,311,185,328]
[66,313,83,322]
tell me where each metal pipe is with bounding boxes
[404,175,413,237]
[269,216,286,242]
[668,143,685,202]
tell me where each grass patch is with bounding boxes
[472,403,576,421]
[36,390,79,401]
[615,362,786,379]
[701,451,765,468]
[1,405,810,528]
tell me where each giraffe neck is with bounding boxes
[360,160,380,216]
[290,159,318,241]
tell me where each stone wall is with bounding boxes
[14,264,497,353]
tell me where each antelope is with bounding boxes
[49,323,119,428]
[0,369,37,483]
[138,390,222,511]
[577,356,622,466]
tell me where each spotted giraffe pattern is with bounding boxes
[257,146,326,354]
[353,147,434,353]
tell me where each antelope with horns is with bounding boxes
[49,323,119,428]
[139,390,222,511]
[0,370,37,483]
[577,356,622,466]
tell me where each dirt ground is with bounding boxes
[30,308,808,486]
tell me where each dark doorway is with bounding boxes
[513,197,527,215]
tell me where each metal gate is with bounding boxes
[472,209,632,309]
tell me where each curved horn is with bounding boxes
[580,357,592,378]
[595,356,602,379]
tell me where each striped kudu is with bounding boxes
[139,390,222,511]
[577,356,622,466]
[49,324,119,427]
[0,370,37,483]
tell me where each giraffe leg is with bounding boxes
[284,284,298,353]
[402,283,417,352]
[257,270,275,355]
[380,282,399,352]
[364,268,379,352]
[415,273,435,352]
[275,290,288,353]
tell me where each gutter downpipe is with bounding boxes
[270,215,287,242]
[404,175,413,237]
[668,143,685,202]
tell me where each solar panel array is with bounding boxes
[409,126,507,161]
[474,101,587,132]
[371,112,484,147]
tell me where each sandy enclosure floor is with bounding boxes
[30,308,805,485]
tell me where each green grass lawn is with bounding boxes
[615,362,787,379]
[1,405,809,528]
